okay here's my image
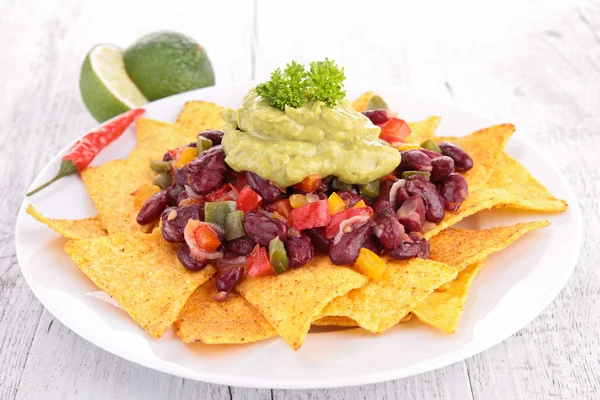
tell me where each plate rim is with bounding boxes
[15,82,583,389]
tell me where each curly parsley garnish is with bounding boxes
[255,59,346,110]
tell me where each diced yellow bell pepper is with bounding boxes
[175,147,198,168]
[289,194,308,208]
[354,248,387,281]
[328,192,346,215]
[353,200,367,209]
[131,183,161,210]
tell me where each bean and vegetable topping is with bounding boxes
[136,109,474,299]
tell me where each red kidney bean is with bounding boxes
[438,141,473,172]
[329,220,376,265]
[216,266,244,293]
[137,191,169,225]
[285,233,314,268]
[395,185,410,208]
[420,148,443,159]
[185,145,227,195]
[177,243,209,271]
[409,232,430,259]
[317,179,330,194]
[174,168,188,187]
[373,199,395,219]
[406,176,445,223]
[225,235,257,257]
[166,183,185,206]
[362,109,390,125]
[246,172,285,203]
[337,190,364,208]
[161,205,202,243]
[162,152,174,162]
[389,233,430,260]
[187,142,197,148]
[305,227,331,252]
[375,213,405,250]
[396,195,426,233]
[373,180,394,211]
[399,150,433,173]
[199,130,224,145]
[440,173,469,211]
[430,156,455,182]
[243,211,287,246]
[362,236,382,255]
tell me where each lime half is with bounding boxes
[79,44,148,122]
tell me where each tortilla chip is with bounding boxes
[26,205,107,240]
[351,91,374,112]
[412,259,485,334]
[311,316,359,327]
[424,125,566,239]
[236,255,369,350]
[65,232,215,338]
[175,278,277,344]
[176,101,224,134]
[82,119,190,234]
[319,258,457,333]
[429,220,550,274]
[406,116,441,144]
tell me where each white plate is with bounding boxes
[15,83,582,389]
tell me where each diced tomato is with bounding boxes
[293,174,322,193]
[291,200,331,231]
[229,183,240,196]
[326,207,373,238]
[378,117,411,144]
[206,185,235,202]
[247,244,274,277]
[193,224,221,252]
[236,186,263,212]
[379,174,398,183]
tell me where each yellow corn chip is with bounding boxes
[425,125,566,239]
[236,255,369,350]
[26,205,107,239]
[311,316,359,327]
[319,258,457,333]
[82,119,190,234]
[412,259,485,334]
[175,278,277,344]
[429,220,550,274]
[351,91,374,112]
[65,232,215,338]
[176,101,224,134]
[406,116,441,144]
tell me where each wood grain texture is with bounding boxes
[1,0,598,399]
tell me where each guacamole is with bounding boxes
[221,89,400,187]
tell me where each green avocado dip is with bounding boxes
[221,89,400,187]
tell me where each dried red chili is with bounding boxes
[26,108,145,196]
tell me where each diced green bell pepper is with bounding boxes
[225,210,246,241]
[420,139,442,154]
[401,171,431,180]
[269,237,289,274]
[359,180,380,199]
[204,201,236,227]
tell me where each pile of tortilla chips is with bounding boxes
[27,93,567,350]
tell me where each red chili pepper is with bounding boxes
[26,108,145,196]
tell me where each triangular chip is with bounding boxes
[428,220,550,275]
[311,316,359,327]
[26,205,106,239]
[175,278,277,344]
[425,125,566,239]
[82,119,190,234]
[176,100,224,134]
[406,116,440,144]
[319,258,457,333]
[65,232,215,337]
[236,255,368,350]
[412,259,485,334]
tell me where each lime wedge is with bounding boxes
[79,44,148,122]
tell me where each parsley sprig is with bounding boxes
[256,59,346,110]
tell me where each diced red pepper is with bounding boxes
[193,224,222,252]
[293,174,322,193]
[291,200,331,231]
[236,186,263,212]
[206,185,235,202]
[378,117,411,144]
[232,172,249,191]
[326,207,373,238]
[229,183,240,196]
[379,174,398,183]
[247,244,274,277]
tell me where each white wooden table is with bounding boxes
[1,0,599,398]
